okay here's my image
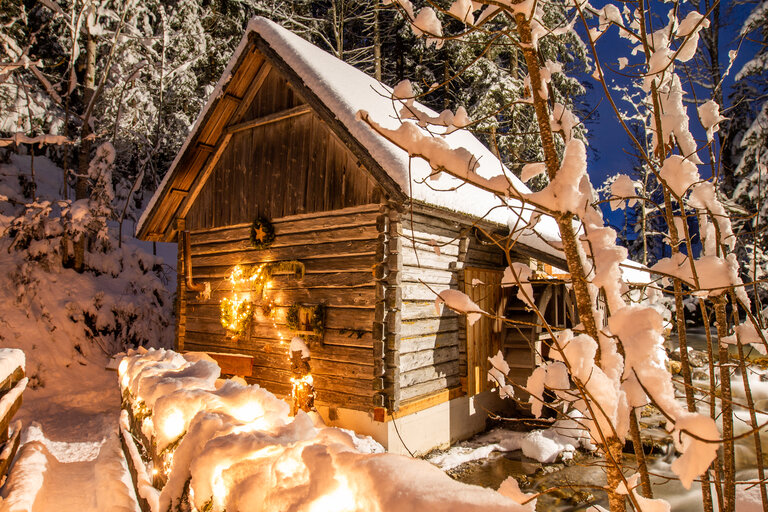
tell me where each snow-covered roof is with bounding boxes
[137,17,564,263]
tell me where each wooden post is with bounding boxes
[175,218,187,352]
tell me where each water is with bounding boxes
[448,448,713,510]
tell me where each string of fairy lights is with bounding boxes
[217,261,317,414]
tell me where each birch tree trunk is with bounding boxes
[74,27,97,272]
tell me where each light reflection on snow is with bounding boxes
[308,476,358,512]
[162,410,186,441]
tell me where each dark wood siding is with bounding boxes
[181,205,381,411]
[186,71,381,230]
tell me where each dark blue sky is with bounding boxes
[579,1,758,186]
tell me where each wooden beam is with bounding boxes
[0,425,20,481]
[230,62,272,125]
[174,60,273,225]
[225,104,311,135]
[177,132,232,220]
[373,386,464,422]
[223,92,243,104]
[136,46,264,242]
[204,352,253,377]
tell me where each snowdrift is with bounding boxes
[119,348,533,512]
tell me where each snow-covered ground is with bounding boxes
[0,153,173,512]
[0,352,139,512]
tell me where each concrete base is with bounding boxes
[316,390,511,455]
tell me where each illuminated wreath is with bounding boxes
[250,216,276,249]
[220,297,253,338]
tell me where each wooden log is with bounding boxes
[0,389,22,444]
[190,224,380,256]
[184,323,373,348]
[401,238,460,258]
[0,421,20,481]
[401,301,458,321]
[188,304,374,331]
[250,365,372,397]
[188,286,376,308]
[401,249,460,271]
[465,247,505,267]
[0,367,24,397]
[120,422,152,512]
[189,204,381,240]
[225,104,311,135]
[400,317,460,338]
[400,282,454,301]
[192,254,376,278]
[400,375,462,402]
[400,361,460,388]
[194,271,373,291]
[399,331,460,354]
[205,352,253,377]
[400,346,460,373]
[399,228,463,247]
[190,238,379,267]
[401,212,464,238]
[188,332,374,366]
[401,266,456,285]
[183,338,375,379]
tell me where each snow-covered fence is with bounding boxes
[118,348,533,512]
[0,349,26,481]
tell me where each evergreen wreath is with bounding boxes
[220,298,253,338]
[286,304,325,339]
[249,216,276,249]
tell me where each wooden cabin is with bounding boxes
[136,17,576,454]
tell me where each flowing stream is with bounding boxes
[443,325,768,510]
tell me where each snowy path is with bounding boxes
[1,363,138,512]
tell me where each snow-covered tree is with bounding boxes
[362,2,765,510]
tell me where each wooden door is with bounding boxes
[464,267,504,396]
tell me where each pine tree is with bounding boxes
[728,2,768,301]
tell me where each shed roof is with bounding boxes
[136,17,564,263]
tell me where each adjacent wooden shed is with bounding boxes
[136,17,575,454]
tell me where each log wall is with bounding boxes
[180,204,382,411]
[396,206,522,403]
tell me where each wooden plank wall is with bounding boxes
[186,70,381,230]
[181,204,382,411]
[463,268,503,396]
[396,206,510,403]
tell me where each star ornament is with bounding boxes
[254,225,267,242]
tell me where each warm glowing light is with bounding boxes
[121,374,130,389]
[230,402,264,423]
[229,265,246,287]
[220,294,253,335]
[118,359,128,376]
[151,468,159,476]
[230,418,269,434]
[210,446,282,507]
[309,476,358,512]
[291,374,314,387]
[274,456,304,479]
[163,410,186,441]
[162,450,174,476]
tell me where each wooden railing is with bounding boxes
[0,351,26,481]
